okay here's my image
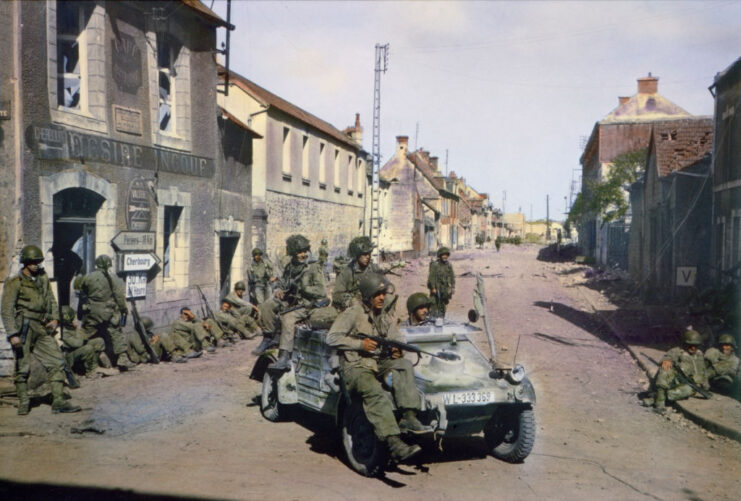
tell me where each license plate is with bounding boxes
[441,390,494,406]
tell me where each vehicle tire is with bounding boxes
[485,407,535,463]
[341,401,386,477]
[261,370,282,422]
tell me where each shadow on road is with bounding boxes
[0,479,207,501]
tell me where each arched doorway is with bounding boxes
[52,187,105,306]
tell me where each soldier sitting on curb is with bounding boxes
[224,282,262,338]
[171,307,216,353]
[60,305,106,378]
[705,333,739,395]
[215,297,254,342]
[653,328,709,413]
[403,293,434,326]
[126,316,162,365]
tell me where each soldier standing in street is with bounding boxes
[333,236,386,312]
[427,247,455,318]
[60,305,106,377]
[327,273,431,463]
[77,255,135,371]
[404,293,433,326]
[654,329,709,412]
[248,248,276,305]
[705,333,739,394]
[263,235,336,370]
[1,245,81,414]
[318,238,329,279]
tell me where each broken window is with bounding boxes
[157,35,177,132]
[57,1,84,108]
[163,205,182,277]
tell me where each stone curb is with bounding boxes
[575,285,741,444]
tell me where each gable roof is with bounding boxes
[221,66,363,152]
[218,106,263,138]
[649,117,713,177]
[180,0,233,29]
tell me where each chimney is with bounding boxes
[637,73,658,94]
[396,136,409,157]
[430,156,439,171]
[618,96,630,106]
[344,113,363,146]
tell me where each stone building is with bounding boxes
[218,68,370,264]
[0,0,235,374]
[710,57,741,284]
[628,118,713,298]
[580,74,692,266]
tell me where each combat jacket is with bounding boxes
[60,320,88,350]
[277,259,326,307]
[78,270,127,312]
[661,347,708,386]
[327,302,403,372]
[318,245,329,265]
[224,291,254,317]
[427,260,455,298]
[332,261,383,310]
[1,270,59,336]
[248,260,274,287]
[705,348,739,380]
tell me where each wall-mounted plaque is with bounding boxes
[113,105,143,135]
[112,32,142,94]
[126,177,154,231]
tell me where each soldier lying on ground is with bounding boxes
[653,328,709,413]
[403,293,434,326]
[60,305,106,377]
[326,273,432,463]
[705,333,739,395]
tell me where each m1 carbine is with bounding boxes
[128,292,159,364]
[641,352,711,399]
[354,332,456,363]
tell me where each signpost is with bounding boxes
[121,253,159,272]
[126,272,148,298]
[112,231,155,252]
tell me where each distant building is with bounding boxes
[580,74,692,267]
[502,213,526,239]
[710,57,741,284]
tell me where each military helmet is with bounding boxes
[348,236,374,259]
[20,245,44,264]
[682,329,703,346]
[358,273,390,303]
[252,248,263,257]
[95,254,112,269]
[718,333,737,348]
[140,316,154,331]
[286,235,310,256]
[61,305,76,323]
[437,246,451,257]
[234,281,246,291]
[321,239,328,245]
[406,292,433,315]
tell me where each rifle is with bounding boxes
[641,352,711,399]
[382,262,405,277]
[196,285,230,333]
[127,292,159,364]
[354,333,455,361]
[280,298,330,316]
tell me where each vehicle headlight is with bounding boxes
[507,364,525,384]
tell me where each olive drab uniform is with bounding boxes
[326,302,421,440]
[705,347,739,393]
[224,291,261,336]
[170,317,214,352]
[1,270,66,387]
[77,268,129,363]
[248,259,274,305]
[61,316,105,375]
[261,259,336,352]
[332,261,384,311]
[427,258,455,317]
[655,347,709,404]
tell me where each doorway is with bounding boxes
[52,188,105,306]
[219,232,240,300]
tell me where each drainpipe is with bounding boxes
[12,0,23,257]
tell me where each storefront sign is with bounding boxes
[127,178,153,230]
[113,105,143,135]
[112,231,156,252]
[112,32,142,94]
[122,253,159,272]
[126,271,148,298]
[27,125,214,178]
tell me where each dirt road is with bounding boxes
[1,246,739,500]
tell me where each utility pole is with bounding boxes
[502,190,506,214]
[445,149,449,176]
[369,43,389,258]
[414,122,419,151]
[546,194,551,240]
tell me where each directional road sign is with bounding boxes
[122,252,160,272]
[111,231,155,252]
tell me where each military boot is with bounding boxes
[252,336,277,356]
[116,353,135,371]
[15,382,30,416]
[653,388,667,414]
[399,410,434,434]
[386,435,421,463]
[268,349,292,372]
[99,352,113,368]
[50,381,81,414]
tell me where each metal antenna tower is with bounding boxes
[369,43,389,256]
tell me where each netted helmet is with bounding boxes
[95,255,112,269]
[234,281,246,291]
[437,246,451,257]
[682,329,702,346]
[718,333,737,348]
[286,235,310,256]
[406,292,433,315]
[358,273,390,303]
[20,245,44,264]
[348,236,374,259]
[252,248,263,257]
[61,305,76,323]
[141,316,154,331]
[321,239,328,245]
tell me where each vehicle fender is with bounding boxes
[514,376,536,404]
[277,368,299,405]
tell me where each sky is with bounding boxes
[209,0,741,221]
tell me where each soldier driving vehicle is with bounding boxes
[404,292,434,326]
[1,245,81,414]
